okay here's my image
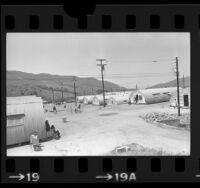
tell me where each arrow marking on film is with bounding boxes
[9,173,25,181]
[96,173,113,181]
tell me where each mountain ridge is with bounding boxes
[147,76,190,89]
[6,70,127,102]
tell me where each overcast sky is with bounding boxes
[7,33,190,89]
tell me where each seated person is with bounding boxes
[50,125,61,139]
[30,132,42,151]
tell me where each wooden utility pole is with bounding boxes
[72,77,77,106]
[96,59,107,107]
[183,74,185,88]
[61,82,64,104]
[175,57,181,116]
[52,88,55,104]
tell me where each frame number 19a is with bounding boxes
[114,172,136,182]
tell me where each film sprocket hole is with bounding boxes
[1,3,199,183]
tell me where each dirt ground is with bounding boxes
[7,102,190,156]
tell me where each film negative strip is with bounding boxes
[1,3,200,183]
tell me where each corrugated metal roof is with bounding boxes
[7,96,43,105]
[129,87,178,104]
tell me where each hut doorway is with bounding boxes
[135,95,139,104]
[183,95,189,107]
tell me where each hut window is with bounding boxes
[7,114,25,127]
[152,93,160,96]
[139,95,142,100]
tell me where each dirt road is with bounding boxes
[7,102,190,156]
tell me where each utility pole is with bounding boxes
[72,77,77,106]
[96,59,107,107]
[183,74,185,88]
[52,88,55,104]
[61,82,64,104]
[175,57,181,116]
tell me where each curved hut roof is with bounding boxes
[129,87,177,104]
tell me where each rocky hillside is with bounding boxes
[7,71,126,102]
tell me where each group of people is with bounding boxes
[43,103,82,114]
[45,120,61,140]
[70,103,82,113]
[29,120,61,152]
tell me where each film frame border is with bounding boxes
[1,4,200,183]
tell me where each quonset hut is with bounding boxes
[6,96,46,146]
[82,95,94,104]
[92,95,105,105]
[129,87,177,104]
[107,92,131,105]
[170,87,190,108]
[92,91,132,106]
[76,96,85,103]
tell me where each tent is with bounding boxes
[170,87,190,108]
[107,97,117,105]
[82,95,93,104]
[76,96,85,103]
[112,92,130,104]
[129,87,177,104]
[92,95,105,105]
[6,96,46,146]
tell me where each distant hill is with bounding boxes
[6,71,127,102]
[147,76,190,89]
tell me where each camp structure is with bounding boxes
[113,92,131,104]
[6,95,46,146]
[106,92,130,105]
[76,96,85,103]
[92,91,132,106]
[92,95,106,105]
[82,95,94,104]
[170,87,190,108]
[107,97,117,105]
[129,87,177,104]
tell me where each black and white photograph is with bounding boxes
[6,33,190,156]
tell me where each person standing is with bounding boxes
[53,106,57,113]
[45,120,51,138]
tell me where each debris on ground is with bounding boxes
[115,145,130,153]
[140,112,190,129]
[109,143,187,156]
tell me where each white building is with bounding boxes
[170,87,190,108]
[129,87,177,104]
[82,95,94,104]
[7,96,46,146]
